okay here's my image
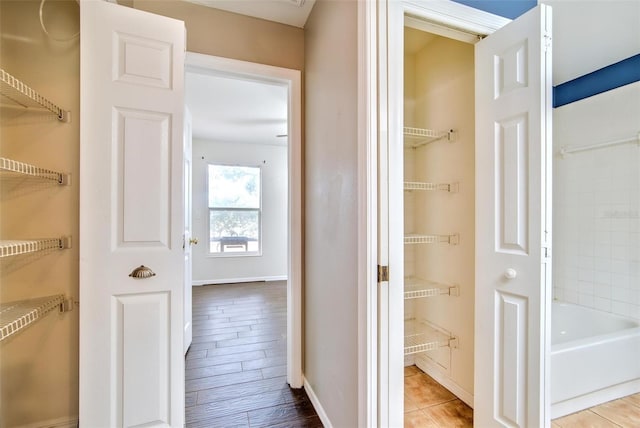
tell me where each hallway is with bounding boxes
[185,281,321,427]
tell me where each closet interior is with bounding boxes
[0,0,80,426]
[402,25,476,419]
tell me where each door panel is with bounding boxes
[79,1,185,426]
[475,5,552,427]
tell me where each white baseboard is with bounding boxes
[192,275,287,286]
[15,416,78,428]
[304,377,333,428]
[415,358,474,408]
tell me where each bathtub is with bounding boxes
[551,301,640,418]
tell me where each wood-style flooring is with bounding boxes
[185,281,321,428]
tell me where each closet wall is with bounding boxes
[403,29,475,401]
[0,0,79,426]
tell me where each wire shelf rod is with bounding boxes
[404,277,459,299]
[0,69,70,122]
[0,295,66,342]
[559,132,639,157]
[0,237,72,258]
[0,157,70,185]
[404,181,458,193]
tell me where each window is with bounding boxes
[208,164,261,255]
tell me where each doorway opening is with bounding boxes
[401,22,476,427]
[182,53,303,409]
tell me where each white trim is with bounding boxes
[185,52,303,389]
[551,379,640,419]
[415,357,474,408]
[358,0,378,427]
[192,276,287,286]
[376,0,513,424]
[402,0,510,36]
[14,416,78,428]
[304,377,334,428]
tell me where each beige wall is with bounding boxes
[303,0,358,425]
[0,0,80,425]
[132,0,305,71]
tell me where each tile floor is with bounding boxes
[185,281,321,427]
[552,393,640,428]
[405,364,640,428]
[404,365,473,427]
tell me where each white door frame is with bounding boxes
[370,0,541,424]
[184,52,303,388]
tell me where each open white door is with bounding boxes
[475,5,552,427]
[79,1,185,426]
[184,107,193,354]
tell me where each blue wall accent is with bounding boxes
[451,0,536,19]
[553,54,640,108]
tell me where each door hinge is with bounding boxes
[377,265,389,282]
[544,33,552,52]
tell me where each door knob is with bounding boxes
[189,237,199,245]
[504,268,517,279]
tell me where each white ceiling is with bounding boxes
[185,71,289,146]
[183,0,316,28]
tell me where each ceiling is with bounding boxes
[182,0,316,28]
[185,71,288,146]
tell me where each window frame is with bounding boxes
[207,163,263,258]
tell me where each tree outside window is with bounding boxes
[208,164,261,255]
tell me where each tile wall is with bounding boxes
[553,82,640,320]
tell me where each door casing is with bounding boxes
[369,0,550,425]
[184,52,304,388]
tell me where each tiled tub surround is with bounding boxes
[553,83,640,320]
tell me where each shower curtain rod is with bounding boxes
[559,132,640,157]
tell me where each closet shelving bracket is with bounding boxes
[0,157,70,185]
[0,68,71,122]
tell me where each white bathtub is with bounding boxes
[551,301,640,418]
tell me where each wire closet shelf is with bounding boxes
[0,157,70,185]
[0,237,71,258]
[0,68,70,122]
[404,277,459,299]
[404,181,459,192]
[404,233,459,245]
[404,319,458,355]
[0,295,66,342]
[404,127,456,149]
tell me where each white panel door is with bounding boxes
[475,5,552,427]
[184,107,193,354]
[79,1,185,426]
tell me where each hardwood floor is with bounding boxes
[185,281,321,428]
